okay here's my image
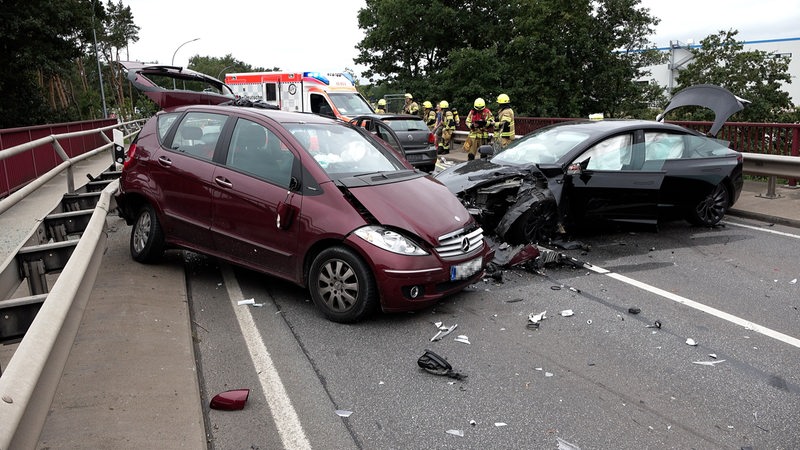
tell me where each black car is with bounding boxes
[350,114,438,172]
[434,85,747,244]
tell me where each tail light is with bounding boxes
[122,142,137,170]
[427,132,435,144]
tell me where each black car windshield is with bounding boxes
[492,127,591,165]
[328,93,374,115]
[284,123,406,178]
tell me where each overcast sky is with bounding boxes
[122,0,800,76]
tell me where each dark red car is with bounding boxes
[115,63,491,322]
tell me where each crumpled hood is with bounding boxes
[434,159,534,194]
[345,176,474,244]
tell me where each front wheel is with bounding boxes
[130,203,165,263]
[505,199,559,245]
[309,247,378,323]
[687,183,729,227]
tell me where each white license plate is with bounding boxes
[450,257,482,281]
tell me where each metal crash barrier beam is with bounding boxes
[0,180,118,449]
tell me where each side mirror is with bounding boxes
[210,389,250,411]
[478,144,494,156]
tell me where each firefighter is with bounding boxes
[464,97,494,160]
[375,98,387,114]
[495,93,515,149]
[403,93,419,116]
[422,101,437,131]
[437,100,457,154]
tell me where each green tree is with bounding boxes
[355,0,663,118]
[674,30,793,122]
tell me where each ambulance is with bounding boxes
[224,71,374,120]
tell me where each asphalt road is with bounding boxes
[185,217,800,449]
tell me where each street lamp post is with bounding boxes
[171,38,200,89]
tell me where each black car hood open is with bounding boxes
[119,61,235,108]
[658,84,749,138]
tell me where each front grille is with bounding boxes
[434,226,484,259]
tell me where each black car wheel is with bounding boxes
[309,246,377,323]
[130,203,165,263]
[687,183,729,227]
[505,199,559,245]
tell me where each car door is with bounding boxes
[566,131,665,225]
[150,111,228,252]
[210,117,301,278]
[351,116,406,158]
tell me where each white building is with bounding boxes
[645,37,800,105]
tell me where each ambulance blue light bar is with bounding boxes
[303,72,330,85]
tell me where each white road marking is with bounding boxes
[221,265,312,450]
[580,260,800,350]
[725,221,800,239]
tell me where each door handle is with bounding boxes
[157,156,173,167]
[214,176,233,188]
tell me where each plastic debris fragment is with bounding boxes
[645,320,662,329]
[336,410,353,417]
[527,311,547,330]
[470,420,477,426]
[568,287,580,293]
[454,335,471,345]
[628,307,641,314]
[431,324,458,342]
[210,389,250,410]
[505,298,524,303]
[709,353,717,359]
[446,429,464,437]
[237,298,255,305]
[692,359,726,366]
[494,422,508,427]
[685,338,698,346]
[551,285,562,290]
[557,436,582,450]
[790,278,797,284]
[545,372,554,377]
[560,309,574,317]
[417,350,467,380]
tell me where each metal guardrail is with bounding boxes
[0,180,117,449]
[0,120,143,215]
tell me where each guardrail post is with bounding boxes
[51,140,74,194]
[756,175,780,199]
[790,128,799,187]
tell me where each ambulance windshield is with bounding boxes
[328,93,374,115]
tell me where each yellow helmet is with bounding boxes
[404,93,413,99]
[423,100,432,109]
[439,100,449,109]
[497,93,510,104]
[474,97,485,109]
[377,99,387,106]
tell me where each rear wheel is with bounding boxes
[130,203,165,263]
[309,246,378,323]
[505,199,559,245]
[687,183,729,226]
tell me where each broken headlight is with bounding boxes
[354,226,428,256]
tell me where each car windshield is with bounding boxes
[492,127,591,165]
[283,123,406,178]
[328,93,374,115]
[384,118,428,132]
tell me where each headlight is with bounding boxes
[354,226,428,256]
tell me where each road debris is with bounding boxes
[791,278,797,284]
[628,307,641,314]
[494,422,508,427]
[692,359,726,366]
[645,321,662,329]
[560,309,574,317]
[446,429,464,437]
[237,298,255,305]
[431,323,458,342]
[454,335,471,345]
[505,298,524,303]
[417,350,467,380]
[527,311,547,329]
[470,420,477,426]
[557,436,582,450]
[336,409,353,417]
[686,338,698,346]
[709,353,718,359]
[209,388,250,411]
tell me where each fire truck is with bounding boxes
[224,71,373,120]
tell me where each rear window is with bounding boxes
[383,119,428,132]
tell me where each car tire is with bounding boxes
[505,199,558,245]
[687,183,729,227]
[420,164,435,173]
[309,246,378,323]
[130,203,165,263]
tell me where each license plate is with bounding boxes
[406,154,422,162]
[450,257,482,281]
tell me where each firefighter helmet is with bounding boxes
[405,93,413,99]
[497,93,510,104]
[423,101,433,109]
[474,98,485,109]
[439,100,449,109]
[377,99,387,106]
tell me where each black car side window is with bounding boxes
[226,119,295,189]
[168,112,227,161]
[576,134,633,171]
